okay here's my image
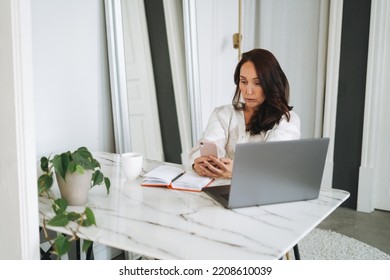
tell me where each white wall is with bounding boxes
[32,0,114,158]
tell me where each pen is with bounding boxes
[171,171,186,182]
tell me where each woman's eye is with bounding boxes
[240,80,247,85]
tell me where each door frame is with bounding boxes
[104,0,132,153]
[182,0,203,144]
[0,0,40,259]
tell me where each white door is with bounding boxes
[121,0,164,161]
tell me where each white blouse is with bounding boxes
[189,105,301,163]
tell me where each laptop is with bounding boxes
[203,138,329,209]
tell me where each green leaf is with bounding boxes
[92,170,104,187]
[68,161,77,174]
[72,153,94,170]
[40,157,49,173]
[61,152,71,175]
[37,174,53,194]
[92,158,101,169]
[52,155,65,178]
[53,234,71,258]
[104,177,111,195]
[72,147,94,170]
[52,198,68,214]
[48,213,70,227]
[82,240,93,253]
[77,147,92,158]
[67,211,82,222]
[52,152,70,180]
[83,207,96,226]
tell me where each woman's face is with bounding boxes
[239,61,266,111]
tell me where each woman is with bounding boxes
[190,48,301,179]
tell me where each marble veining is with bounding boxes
[39,152,350,259]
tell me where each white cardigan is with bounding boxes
[189,105,301,163]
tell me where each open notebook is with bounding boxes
[141,165,214,192]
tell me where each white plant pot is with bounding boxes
[56,170,93,206]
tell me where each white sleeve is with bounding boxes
[188,107,230,165]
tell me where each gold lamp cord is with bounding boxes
[233,0,243,60]
[238,0,242,60]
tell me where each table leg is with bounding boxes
[76,239,94,260]
[76,239,81,260]
[86,242,94,260]
[293,244,301,260]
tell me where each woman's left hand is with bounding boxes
[201,156,233,179]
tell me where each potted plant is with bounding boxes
[38,146,110,205]
[38,146,111,258]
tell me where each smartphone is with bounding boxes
[200,140,219,158]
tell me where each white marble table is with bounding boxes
[38,152,350,260]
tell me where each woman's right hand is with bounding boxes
[192,156,211,177]
[193,156,233,179]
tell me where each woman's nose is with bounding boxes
[247,84,254,94]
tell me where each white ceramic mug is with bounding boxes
[121,152,143,179]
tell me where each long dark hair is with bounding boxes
[232,49,293,135]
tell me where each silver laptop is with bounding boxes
[204,138,329,209]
